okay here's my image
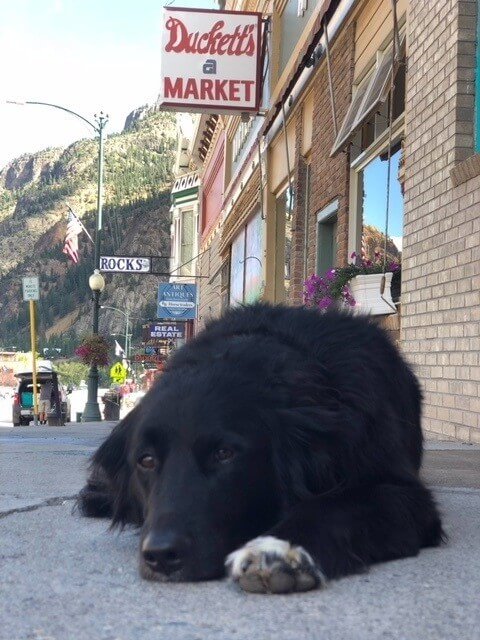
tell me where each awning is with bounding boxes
[330,32,406,156]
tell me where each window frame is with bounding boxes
[348,118,405,260]
[316,199,339,275]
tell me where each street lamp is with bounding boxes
[6,100,109,422]
[82,269,106,421]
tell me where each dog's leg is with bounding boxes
[77,466,113,518]
[226,481,442,594]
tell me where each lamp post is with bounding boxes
[7,100,109,422]
[82,269,106,421]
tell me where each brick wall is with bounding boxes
[402,0,480,443]
[288,23,356,305]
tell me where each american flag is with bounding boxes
[62,211,84,264]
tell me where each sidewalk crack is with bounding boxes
[0,495,77,519]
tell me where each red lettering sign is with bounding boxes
[160,8,262,114]
[165,18,256,57]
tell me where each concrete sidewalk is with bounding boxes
[1,423,479,640]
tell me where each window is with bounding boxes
[232,119,254,163]
[279,0,316,73]
[316,200,338,275]
[229,211,263,305]
[360,148,403,263]
[331,33,406,156]
[275,187,294,299]
[180,209,194,276]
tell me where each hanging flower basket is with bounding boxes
[304,252,400,316]
[75,335,110,367]
[348,272,396,315]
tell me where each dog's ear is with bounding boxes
[81,406,143,527]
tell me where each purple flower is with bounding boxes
[318,297,334,309]
[326,268,336,281]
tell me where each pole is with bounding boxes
[29,301,39,426]
[83,290,102,421]
[125,310,130,366]
[82,113,107,423]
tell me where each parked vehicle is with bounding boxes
[12,365,71,426]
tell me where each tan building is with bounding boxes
[178,0,480,443]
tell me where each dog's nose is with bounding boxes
[142,531,190,575]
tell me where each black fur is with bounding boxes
[78,304,443,584]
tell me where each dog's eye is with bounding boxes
[137,454,156,470]
[214,448,235,463]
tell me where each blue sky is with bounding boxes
[362,150,403,247]
[0,0,215,168]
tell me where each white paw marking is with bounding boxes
[225,536,326,594]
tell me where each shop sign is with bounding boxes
[133,354,166,364]
[157,283,197,320]
[159,8,262,114]
[143,322,186,341]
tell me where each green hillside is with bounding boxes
[0,109,177,353]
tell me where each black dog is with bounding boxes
[79,304,442,593]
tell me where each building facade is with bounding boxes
[171,0,480,443]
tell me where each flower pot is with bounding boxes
[348,272,397,316]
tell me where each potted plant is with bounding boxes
[75,335,110,367]
[304,252,400,315]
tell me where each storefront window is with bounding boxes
[244,213,263,303]
[230,229,245,305]
[180,209,194,276]
[229,211,263,306]
[276,187,294,298]
[316,200,338,275]
[360,148,403,263]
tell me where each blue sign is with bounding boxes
[157,283,197,320]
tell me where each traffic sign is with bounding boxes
[22,276,40,301]
[110,362,127,384]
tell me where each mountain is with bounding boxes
[0,109,177,354]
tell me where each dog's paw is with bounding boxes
[225,536,326,594]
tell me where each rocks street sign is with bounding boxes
[100,256,151,273]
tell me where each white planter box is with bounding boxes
[348,272,397,316]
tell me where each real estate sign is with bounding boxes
[143,322,186,340]
[159,8,263,114]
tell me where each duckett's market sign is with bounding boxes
[159,8,263,113]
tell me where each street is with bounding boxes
[1,423,480,640]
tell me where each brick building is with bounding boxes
[168,0,480,443]
[402,0,480,442]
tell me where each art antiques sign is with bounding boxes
[157,283,197,320]
[159,8,263,113]
[143,322,186,341]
